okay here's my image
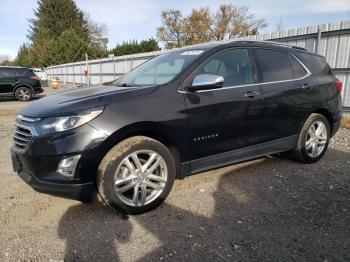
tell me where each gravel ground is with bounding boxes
[0,89,349,261]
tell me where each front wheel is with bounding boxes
[292,113,330,163]
[97,136,176,214]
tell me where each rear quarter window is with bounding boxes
[15,68,35,77]
[23,69,35,77]
[295,52,333,76]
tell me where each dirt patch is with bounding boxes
[341,115,350,129]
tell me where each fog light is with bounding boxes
[57,155,81,177]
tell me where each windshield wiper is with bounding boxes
[114,83,132,87]
[114,82,151,87]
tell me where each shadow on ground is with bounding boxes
[58,148,350,261]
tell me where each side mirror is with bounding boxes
[187,74,224,92]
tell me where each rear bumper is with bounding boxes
[16,168,94,202]
[34,87,44,94]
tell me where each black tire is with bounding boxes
[15,86,33,101]
[97,136,176,214]
[292,113,330,163]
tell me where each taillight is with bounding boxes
[30,76,40,80]
[335,79,343,92]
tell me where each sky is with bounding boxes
[0,0,349,59]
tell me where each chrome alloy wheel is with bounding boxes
[114,150,168,207]
[305,121,328,158]
[18,89,31,100]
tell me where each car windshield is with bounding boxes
[113,50,205,87]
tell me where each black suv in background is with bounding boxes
[11,41,342,214]
[0,66,43,101]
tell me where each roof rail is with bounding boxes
[0,66,26,68]
[233,40,308,51]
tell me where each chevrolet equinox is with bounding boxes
[11,41,343,214]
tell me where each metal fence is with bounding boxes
[45,20,350,108]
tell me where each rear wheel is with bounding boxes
[97,136,176,214]
[292,113,330,163]
[15,86,33,101]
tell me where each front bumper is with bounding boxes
[11,123,108,202]
[15,166,94,202]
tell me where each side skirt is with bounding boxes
[0,92,14,97]
[179,134,298,177]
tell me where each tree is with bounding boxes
[46,29,88,65]
[156,9,186,48]
[111,38,160,56]
[31,27,52,66]
[16,0,108,67]
[0,55,14,66]
[15,44,34,67]
[84,12,108,49]
[28,0,89,41]
[157,4,267,48]
[222,5,267,38]
[184,8,212,45]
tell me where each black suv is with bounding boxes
[0,66,43,101]
[11,41,342,214]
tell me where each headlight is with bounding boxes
[36,109,103,134]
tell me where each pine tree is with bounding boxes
[15,0,107,67]
[15,44,33,67]
[45,28,88,65]
[28,0,89,41]
[111,38,160,56]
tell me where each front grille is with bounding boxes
[13,115,39,150]
[13,125,33,149]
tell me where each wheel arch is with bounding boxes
[13,84,34,95]
[313,108,334,132]
[98,122,184,178]
[297,108,334,138]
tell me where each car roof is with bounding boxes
[180,39,309,53]
[0,66,30,69]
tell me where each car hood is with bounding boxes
[20,84,158,117]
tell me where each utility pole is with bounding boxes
[85,53,89,86]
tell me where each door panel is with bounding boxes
[0,68,15,94]
[259,76,318,142]
[184,86,262,160]
[183,48,264,160]
[254,48,318,142]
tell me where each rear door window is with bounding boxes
[255,49,293,82]
[15,68,26,76]
[0,68,15,77]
